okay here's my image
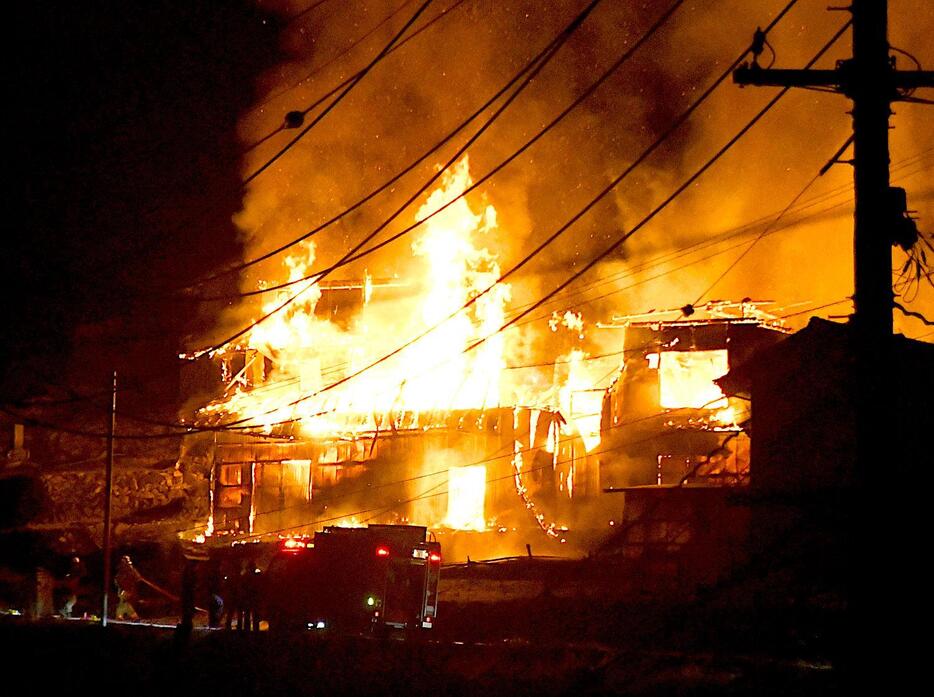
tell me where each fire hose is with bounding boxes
[128,564,209,614]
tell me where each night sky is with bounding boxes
[6,1,284,408]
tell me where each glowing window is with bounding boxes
[444,466,486,531]
[658,350,729,409]
[218,464,242,487]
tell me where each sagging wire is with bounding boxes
[892,194,932,302]
[891,45,922,100]
[894,302,934,328]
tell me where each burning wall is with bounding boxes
[598,313,786,489]
[189,406,589,553]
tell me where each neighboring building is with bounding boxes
[597,303,787,490]
[716,317,933,497]
[715,318,933,598]
[594,303,787,585]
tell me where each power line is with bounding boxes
[240,0,436,188]
[778,298,852,320]
[188,0,610,291]
[458,18,857,379]
[245,0,466,139]
[691,171,825,306]
[78,0,454,284]
[285,0,335,25]
[501,156,930,323]
[188,0,616,354]
[232,0,806,303]
[209,2,821,432]
[455,20,853,359]
[190,0,702,306]
[894,301,934,326]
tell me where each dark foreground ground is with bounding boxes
[2,589,843,697]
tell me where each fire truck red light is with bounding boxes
[376,546,390,557]
[429,553,441,563]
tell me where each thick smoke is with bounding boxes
[219,0,932,359]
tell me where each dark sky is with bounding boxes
[5,1,284,406]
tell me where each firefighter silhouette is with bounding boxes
[222,559,242,630]
[224,558,261,630]
[114,555,140,620]
[241,559,262,631]
[206,559,224,628]
[58,556,86,618]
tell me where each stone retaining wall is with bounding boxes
[38,466,186,524]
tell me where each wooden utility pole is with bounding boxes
[734,0,933,342]
[101,370,117,627]
[733,1,932,687]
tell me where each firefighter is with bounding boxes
[57,556,86,618]
[241,559,262,631]
[223,558,245,630]
[114,555,140,621]
[205,558,224,628]
[177,558,197,638]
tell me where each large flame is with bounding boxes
[657,349,729,410]
[444,465,486,531]
[199,157,612,535]
[204,156,513,436]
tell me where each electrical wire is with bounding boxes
[450,20,853,362]
[25,145,920,440]
[691,170,824,306]
[209,10,844,434]
[189,0,615,292]
[245,0,466,144]
[286,0,334,24]
[777,298,852,320]
[240,0,436,188]
[79,0,457,283]
[509,156,930,322]
[894,302,934,327]
[12,2,838,441]
[187,0,620,356]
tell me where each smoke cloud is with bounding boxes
[220,0,933,364]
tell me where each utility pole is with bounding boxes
[733,2,933,687]
[101,370,117,627]
[734,0,933,341]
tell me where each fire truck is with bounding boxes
[263,524,441,635]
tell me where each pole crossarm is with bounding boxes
[895,71,934,90]
[734,66,841,88]
[734,64,934,95]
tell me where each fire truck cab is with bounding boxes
[263,524,441,635]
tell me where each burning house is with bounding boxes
[179,158,602,558]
